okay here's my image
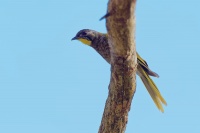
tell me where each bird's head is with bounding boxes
[71,29,97,46]
[72,29,100,46]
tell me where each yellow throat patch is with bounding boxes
[78,38,91,46]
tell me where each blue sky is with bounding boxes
[0,0,200,133]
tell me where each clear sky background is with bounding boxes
[0,0,199,133]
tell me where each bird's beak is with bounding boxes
[71,36,78,41]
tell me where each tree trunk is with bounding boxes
[98,0,137,133]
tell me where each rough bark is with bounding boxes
[98,0,137,133]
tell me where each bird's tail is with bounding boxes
[137,65,167,112]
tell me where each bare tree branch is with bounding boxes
[98,0,137,133]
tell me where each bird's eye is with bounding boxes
[81,32,87,36]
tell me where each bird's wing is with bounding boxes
[137,52,159,78]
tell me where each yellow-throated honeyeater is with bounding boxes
[72,29,167,112]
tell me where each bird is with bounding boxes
[72,29,167,112]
